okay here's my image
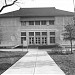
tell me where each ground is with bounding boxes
[48,50,75,75]
[0,50,27,74]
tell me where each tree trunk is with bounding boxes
[70,40,73,54]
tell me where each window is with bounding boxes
[29,32,34,36]
[21,32,26,36]
[29,21,34,25]
[49,20,54,25]
[35,32,40,36]
[50,32,55,43]
[35,21,40,25]
[21,21,26,26]
[41,21,46,25]
[42,32,47,36]
[50,32,55,35]
[50,37,55,43]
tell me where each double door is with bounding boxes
[29,37,34,45]
[35,37,40,45]
[42,37,47,45]
[29,37,47,45]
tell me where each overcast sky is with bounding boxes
[0,0,74,14]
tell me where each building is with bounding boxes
[0,7,74,47]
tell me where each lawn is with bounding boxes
[0,51,28,74]
[47,50,75,75]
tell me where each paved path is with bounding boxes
[2,49,65,75]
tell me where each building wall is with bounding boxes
[55,16,74,45]
[0,18,21,46]
[0,16,73,46]
[21,16,73,45]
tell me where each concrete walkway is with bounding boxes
[2,49,65,75]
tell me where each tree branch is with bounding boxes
[0,0,18,12]
[5,0,7,5]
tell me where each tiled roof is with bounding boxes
[0,7,74,17]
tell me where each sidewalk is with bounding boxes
[2,49,65,75]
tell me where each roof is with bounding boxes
[0,7,74,17]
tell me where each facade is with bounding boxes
[0,7,74,46]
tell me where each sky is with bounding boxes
[0,0,74,14]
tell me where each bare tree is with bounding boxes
[0,0,18,12]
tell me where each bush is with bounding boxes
[38,44,62,49]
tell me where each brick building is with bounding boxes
[0,7,74,47]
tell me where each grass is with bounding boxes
[47,50,75,75]
[0,51,28,74]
